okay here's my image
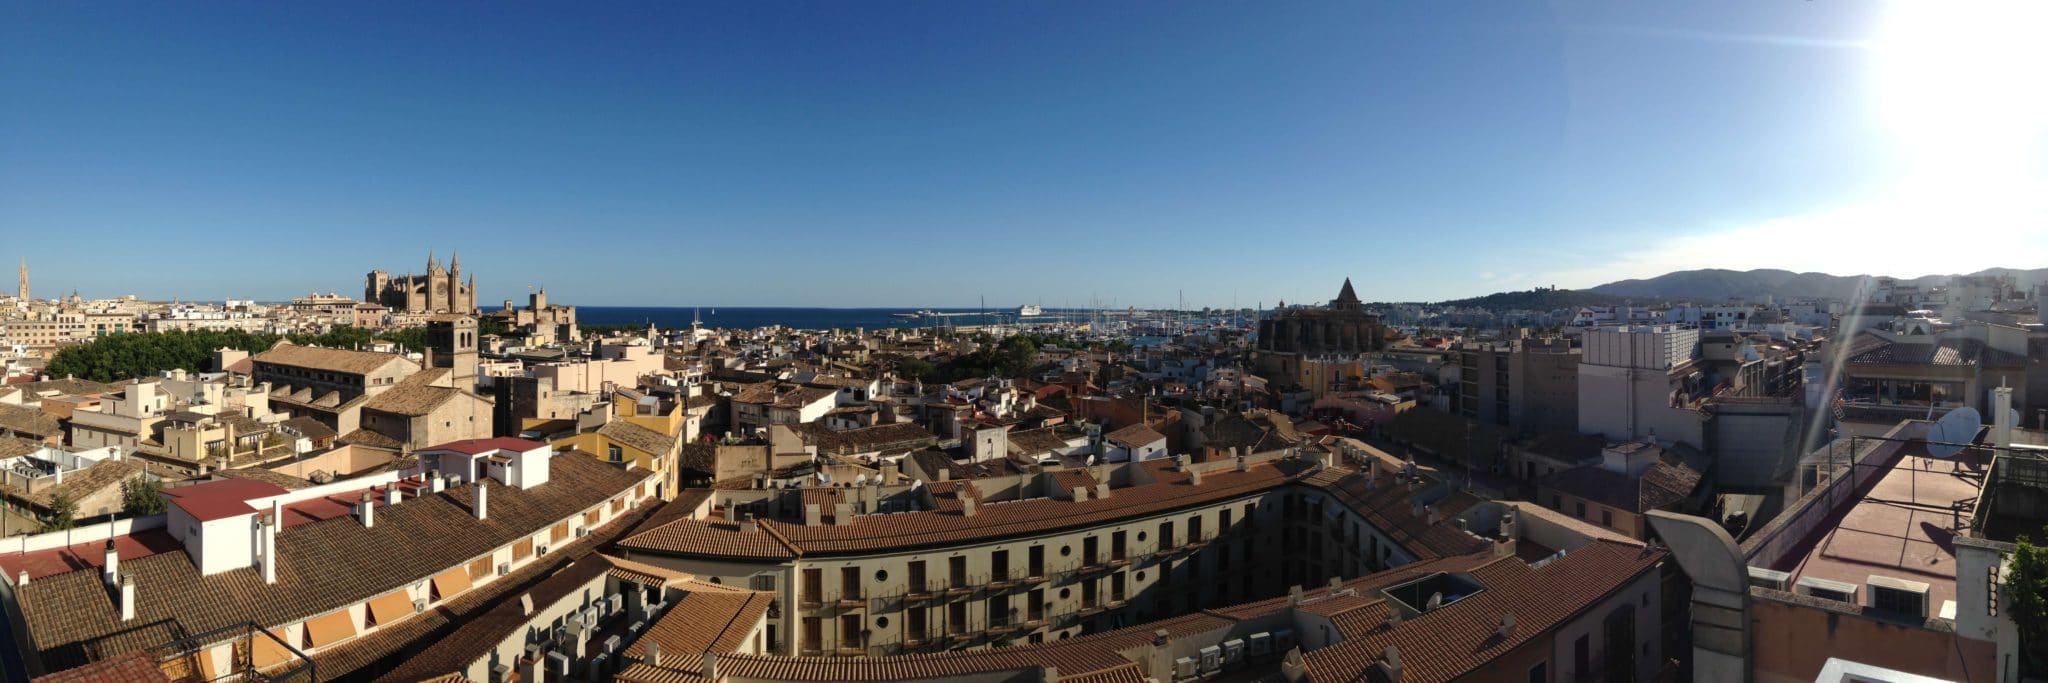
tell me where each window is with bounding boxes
[1601,509,1613,528]
[948,602,968,634]
[1028,545,1045,577]
[1528,662,1547,683]
[1574,501,1586,519]
[802,617,823,652]
[607,444,623,462]
[802,568,823,603]
[991,550,1009,581]
[908,560,927,592]
[840,566,861,600]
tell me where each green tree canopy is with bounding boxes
[122,476,167,516]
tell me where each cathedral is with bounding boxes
[1253,278,1388,380]
[365,251,477,313]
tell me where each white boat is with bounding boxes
[1018,304,1045,316]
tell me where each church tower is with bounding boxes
[426,250,446,312]
[16,258,26,302]
[447,251,463,312]
[426,314,479,386]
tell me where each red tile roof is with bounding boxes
[422,437,547,455]
[162,479,289,522]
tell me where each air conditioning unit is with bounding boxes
[524,642,545,659]
[498,563,512,576]
[413,598,429,613]
[603,635,622,654]
[1866,575,1931,618]
[1172,657,1198,679]
[576,527,589,537]
[1221,638,1245,665]
[1746,566,1791,591]
[1795,576,1859,603]
[607,594,624,614]
[537,545,549,556]
[545,651,571,676]
[491,663,513,683]
[1247,632,1273,656]
[1198,645,1222,672]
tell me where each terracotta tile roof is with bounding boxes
[623,459,1317,560]
[1304,469,1490,561]
[0,403,62,438]
[600,420,678,456]
[795,422,937,455]
[1303,540,1663,683]
[16,460,145,511]
[19,455,653,673]
[362,378,465,417]
[209,467,316,491]
[339,429,404,450]
[1102,423,1164,448]
[29,649,170,683]
[321,502,660,681]
[374,553,615,682]
[605,554,694,589]
[626,586,774,657]
[1006,427,1074,455]
[252,342,413,376]
[0,437,42,458]
[1541,458,1702,513]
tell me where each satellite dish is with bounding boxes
[1926,406,1982,458]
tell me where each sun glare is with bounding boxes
[1872,0,2048,179]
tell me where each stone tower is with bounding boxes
[426,314,479,385]
[16,258,26,302]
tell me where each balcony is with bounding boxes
[900,637,931,652]
[835,595,866,610]
[1107,555,1131,569]
[1078,558,1111,574]
[987,575,1016,591]
[1020,573,1049,586]
[835,645,866,657]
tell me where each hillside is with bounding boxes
[1588,267,2048,301]
[1431,288,1631,311]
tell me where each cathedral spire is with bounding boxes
[427,249,440,273]
[450,250,460,274]
[17,257,27,303]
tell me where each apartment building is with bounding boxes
[616,444,1494,660]
[6,438,660,681]
[1455,337,1579,434]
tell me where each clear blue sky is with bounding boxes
[7,2,2040,308]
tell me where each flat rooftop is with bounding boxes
[1771,439,1987,613]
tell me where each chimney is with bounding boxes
[644,642,661,667]
[520,593,534,616]
[474,480,488,520]
[118,575,136,621]
[741,512,759,533]
[1094,481,1111,500]
[1288,585,1304,606]
[804,503,822,526]
[1327,576,1343,591]
[387,484,403,506]
[263,501,280,584]
[1426,506,1439,526]
[1071,486,1089,502]
[1189,468,1203,486]
[962,497,978,517]
[702,652,719,679]
[833,502,854,526]
[1236,453,1248,472]
[1378,645,1403,683]
[358,491,376,528]
[1994,385,2015,450]
[102,540,119,588]
[431,474,447,494]
[15,571,26,587]
[1497,613,1517,639]
[1042,666,1059,683]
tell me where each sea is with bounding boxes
[577,307,1080,331]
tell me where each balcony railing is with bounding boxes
[151,621,315,683]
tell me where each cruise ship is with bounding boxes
[1018,304,1044,316]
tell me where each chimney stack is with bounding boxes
[804,503,822,527]
[118,575,136,621]
[16,571,27,587]
[359,491,376,528]
[263,501,280,584]
[702,652,719,679]
[102,540,119,588]
[387,484,403,506]
[1994,385,2015,450]
[1189,467,1203,486]
[1378,646,1403,683]
[431,474,447,494]
[740,512,759,533]
[474,480,488,520]
[962,496,978,517]
[644,642,661,667]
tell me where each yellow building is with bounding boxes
[554,415,681,499]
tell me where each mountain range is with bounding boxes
[1404,267,2048,312]
[1583,267,2048,302]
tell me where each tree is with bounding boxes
[40,492,77,532]
[895,358,937,381]
[122,476,166,516]
[2012,534,2048,677]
